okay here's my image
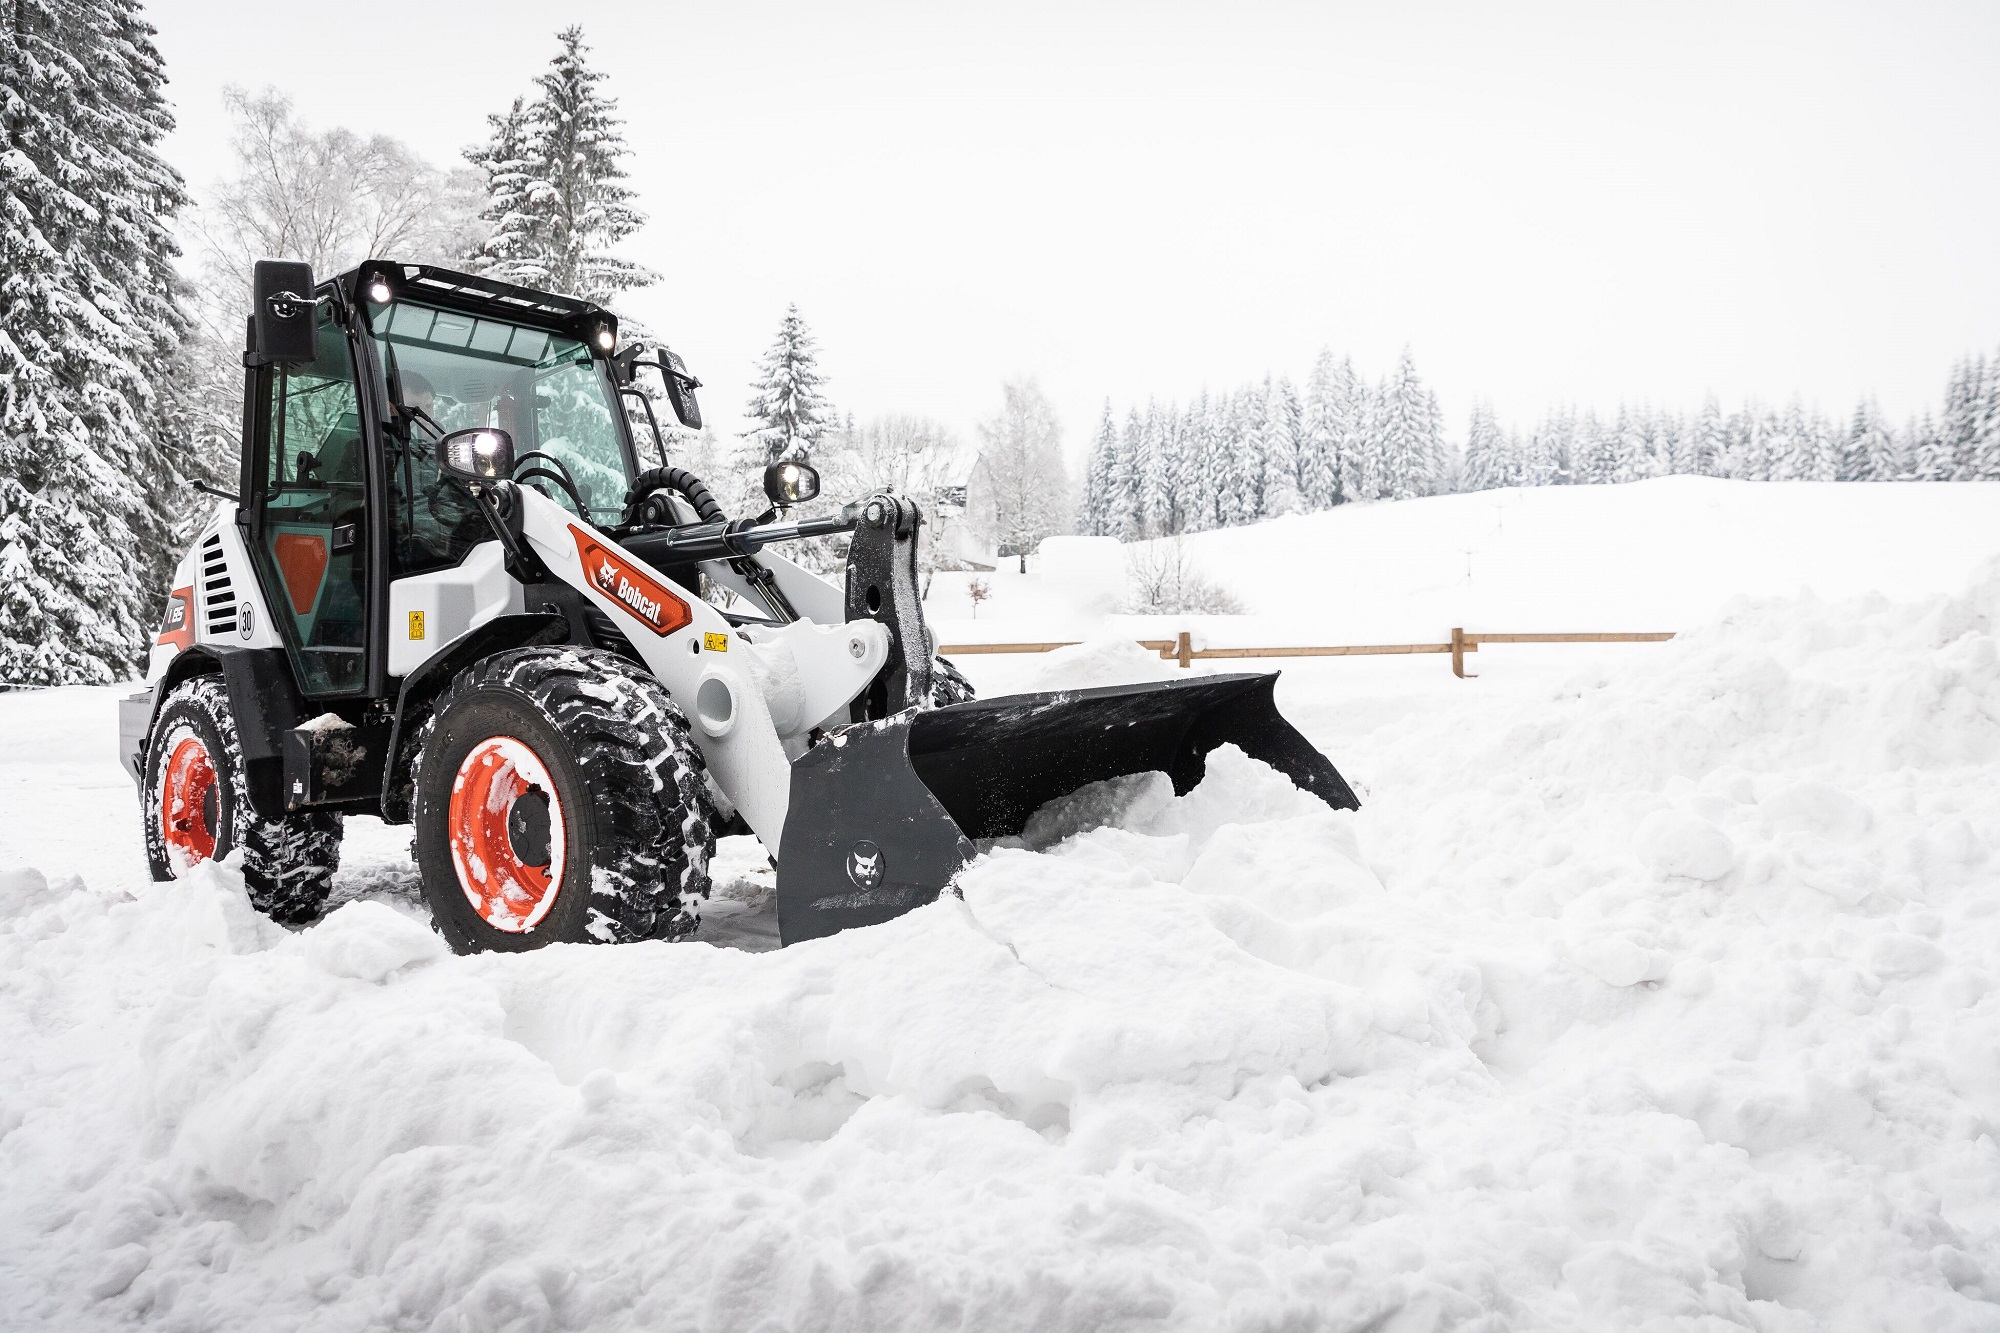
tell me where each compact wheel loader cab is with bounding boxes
[119,259,1361,953]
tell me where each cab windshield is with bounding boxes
[370,301,633,571]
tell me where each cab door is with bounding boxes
[245,306,372,696]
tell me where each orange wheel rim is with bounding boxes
[448,736,566,932]
[161,734,219,867]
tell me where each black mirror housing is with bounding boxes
[249,259,318,366]
[659,348,703,430]
[763,460,821,508]
[439,428,516,483]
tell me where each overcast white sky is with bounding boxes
[152,0,2000,460]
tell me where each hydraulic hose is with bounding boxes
[625,466,726,526]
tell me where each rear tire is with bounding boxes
[411,646,715,954]
[142,675,342,925]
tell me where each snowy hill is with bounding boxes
[3,483,2000,1329]
[926,477,2000,645]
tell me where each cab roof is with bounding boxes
[340,261,617,348]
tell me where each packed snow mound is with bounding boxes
[3,565,2000,1329]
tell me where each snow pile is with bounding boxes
[4,564,2000,1328]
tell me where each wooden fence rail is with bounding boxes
[937,629,1677,678]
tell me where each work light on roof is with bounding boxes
[595,326,615,352]
[366,278,392,305]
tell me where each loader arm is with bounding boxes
[506,484,890,852]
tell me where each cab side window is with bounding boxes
[256,312,367,695]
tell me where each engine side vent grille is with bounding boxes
[201,532,236,637]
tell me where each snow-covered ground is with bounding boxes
[926,477,2000,647]
[4,482,2000,1330]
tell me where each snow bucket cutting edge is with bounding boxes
[775,672,1358,944]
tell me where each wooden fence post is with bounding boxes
[1176,631,1193,669]
[1451,627,1470,679]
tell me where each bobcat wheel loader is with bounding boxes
[120,260,1359,952]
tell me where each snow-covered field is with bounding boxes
[926,477,2000,646]
[5,481,2000,1330]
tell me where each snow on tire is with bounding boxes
[142,674,342,925]
[411,646,716,954]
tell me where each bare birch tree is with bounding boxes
[969,379,1068,573]
[177,88,484,487]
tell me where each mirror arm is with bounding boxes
[193,479,241,506]
[265,290,328,321]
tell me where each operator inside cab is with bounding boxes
[387,369,485,568]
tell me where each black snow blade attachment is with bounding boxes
[776,672,1358,945]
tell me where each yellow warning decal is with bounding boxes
[409,611,426,640]
[703,632,729,652]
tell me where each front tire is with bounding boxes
[142,675,341,924]
[931,655,976,706]
[412,647,716,954]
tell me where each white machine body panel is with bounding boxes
[150,503,282,683]
[386,542,526,678]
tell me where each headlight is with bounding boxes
[762,460,821,507]
[439,428,516,481]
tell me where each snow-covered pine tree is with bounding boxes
[465,96,534,274]
[1299,351,1340,510]
[1423,385,1452,494]
[1842,398,1886,481]
[1079,402,1119,536]
[1655,410,1689,477]
[1521,408,1568,487]
[0,0,191,686]
[1118,406,1146,538]
[1940,354,1989,482]
[1173,393,1211,531]
[1219,388,1261,527]
[742,304,833,477]
[1571,410,1612,484]
[1262,377,1303,518]
[1971,353,2000,481]
[1908,410,1951,481]
[1335,358,1372,502]
[1204,394,1233,527]
[466,27,655,305]
[1374,349,1440,501]
[1688,397,1727,477]
[1803,404,1839,481]
[1460,402,1507,492]
[1611,405,1648,483]
[1245,384,1272,519]
[1765,399,1808,482]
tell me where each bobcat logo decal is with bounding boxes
[847,840,885,889]
[570,527,692,637]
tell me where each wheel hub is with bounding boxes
[506,788,552,867]
[448,736,566,932]
[161,734,219,868]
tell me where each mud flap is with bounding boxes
[776,672,1356,944]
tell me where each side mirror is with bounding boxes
[438,428,516,484]
[249,259,318,366]
[659,348,703,430]
[762,460,820,508]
